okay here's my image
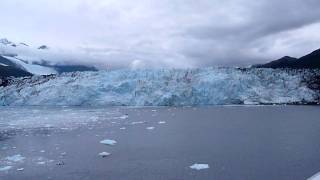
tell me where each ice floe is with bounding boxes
[100,139,117,146]
[118,114,129,119]
[98,152,111,157]
[131,121,145,125]
[308,172,320,180]
[146,127,155,130]
[189,163,210,170]
[17,168,24,171]
[158,121,166,124]
[6,154,25,162]
[0,166,12,171]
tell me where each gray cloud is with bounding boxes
[1,0,320,68]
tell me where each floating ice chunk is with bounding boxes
[6,154,25,162]
[131,121,145,125]
[158,121,166,124]
[118,114,129,119]
[189,164,210,170]
[37,162,46,165]
[308,172,320,180]
[0,166,12,171]
[100,139,117,146]
[98,152,111,157]
[151,110,157,112]
[146,127,155,130]
[120,127,126,130]
[17,168,24,171]
[40,150,45,153]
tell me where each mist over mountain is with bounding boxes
[0,38,97,77]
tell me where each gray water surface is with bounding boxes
[0,106,320,180]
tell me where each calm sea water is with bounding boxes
[0,106,320,180]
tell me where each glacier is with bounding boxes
[0,68,319,106]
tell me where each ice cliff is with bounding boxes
[0,68,319,106]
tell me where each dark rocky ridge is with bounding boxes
[255,49,320,69]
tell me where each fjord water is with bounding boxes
[1,106,320,180]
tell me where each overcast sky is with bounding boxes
[1,0,320,68]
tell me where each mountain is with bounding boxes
[2,55,58,75]
[32,60,97,73]
[0,56,32,77]
[255,48,320,69]
[38,45,49,50]
[0,38,98,77]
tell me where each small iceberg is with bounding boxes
[308,172,320,180]
[118,114,129,120]
[189,163,210,170]
[17,168,24,171]
[120,127,126,130]
[6,154,25,162]
[37,162,46,165]
[131,121,145,125]
[98,152,111,158]
[0,166,12,171]
[158,121,166,124]
[146,127,155,130]
[100,139,117,146]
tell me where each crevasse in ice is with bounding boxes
[0,68,318,106]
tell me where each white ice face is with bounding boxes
[0,68,318,106]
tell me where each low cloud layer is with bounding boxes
[1,0,320,69]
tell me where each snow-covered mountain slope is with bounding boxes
[0,56,33,77]
[0,38,97,77]
[2,56,57,75]
[0,68,319,106]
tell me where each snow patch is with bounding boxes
[2,55,57,75]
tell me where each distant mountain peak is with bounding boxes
[255,48,320,69]
[19,43,29,47]
[0,38,16,47]
[0,38,12,45]
[38,45,49,50]
[307,48,320,56]
[277,56,297,61]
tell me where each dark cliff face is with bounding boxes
[256,49,320,69]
